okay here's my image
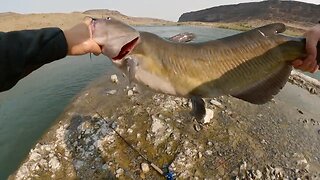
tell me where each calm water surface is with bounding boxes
[0,25,319,178]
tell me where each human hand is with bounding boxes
[63,18,102,56]
[292,24,320,73]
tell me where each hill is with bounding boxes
[178,0,320,35]
[0,9,173,32]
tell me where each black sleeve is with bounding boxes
[0,28,68,92]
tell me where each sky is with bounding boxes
[0,0,319,21]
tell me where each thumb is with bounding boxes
[89,40,102,55]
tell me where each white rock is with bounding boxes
[203,109,214,124]
[210,99,224,108]
[256,170,262,179]
[274,167,283,174]
[297,158,308,165]
[102,164,109,170]
[116,168,124,177]
[163,100,177,109]
[38,158,47,169]
[137,133,141,138]
[43,145,52,152]
[127,90,134,96]
[89,145,95,151]
[205,150,213,156]
[110,74,118,83]
[141,163,150,173]
[106,89,117,95]
[240,161,247,171]
[132,86,139,93]
[150,115,171,145]
[74,160,84,170]
[261,139,267,145]
[29,151,41,162]
[185,149,192,156]
[34,164,40,171]
[15,166,30,180]
[49,156,60,171]
[136,141,141,147]
[127,128,133,134]
[151,115,165,133]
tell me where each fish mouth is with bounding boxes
[112,37,139,60]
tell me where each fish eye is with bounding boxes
[106,17,111,20]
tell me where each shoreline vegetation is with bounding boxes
[1,10,320,179]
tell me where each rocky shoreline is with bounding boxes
[9,66,320,179]
[289,70,320,96]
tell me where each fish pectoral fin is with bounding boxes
[126,57,137,84]
[232,64,292,104]
[190,96,206,120]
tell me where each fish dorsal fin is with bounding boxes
[232,64,292,104]
[252,23,286,37]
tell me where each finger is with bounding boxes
[298,55,314,71]
[306,58,318,72]
[81,18,94,39]
[90,42,102,55]
[292,59,303,67]
[83,16,93,25]
[81,16,94,39]
[305,32,318,60]
[311,65,319,73]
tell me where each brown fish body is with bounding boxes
[90,19,300,102]
[92,19,318,119]
[128,23,311,104]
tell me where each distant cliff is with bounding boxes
[179,1,320,26]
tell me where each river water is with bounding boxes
[0,25,319,178]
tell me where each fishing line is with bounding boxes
[84,99,165,176]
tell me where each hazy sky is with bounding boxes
[1,0,319,21]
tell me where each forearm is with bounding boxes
[0,28,68,92]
